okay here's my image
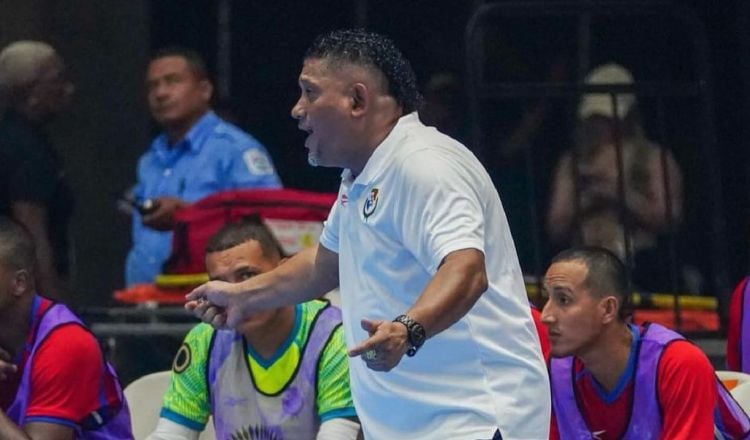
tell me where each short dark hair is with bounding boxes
[0,216,36,272]
[550,246,631,320]
[305,29,422,113]
[150,46,208,80]
[205,219,283,261]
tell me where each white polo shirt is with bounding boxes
[319,113,550,440]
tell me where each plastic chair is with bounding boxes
[123,370,216,440]
[731,382,750,415]
[716,370,750,392]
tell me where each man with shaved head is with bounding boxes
[0,40,75,300]
[542,246,749,439]
[187,29,549,440]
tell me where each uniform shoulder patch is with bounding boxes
[243,149,275,175]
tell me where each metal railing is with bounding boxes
[465,1,726,333]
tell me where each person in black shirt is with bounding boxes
[0,41,75,300]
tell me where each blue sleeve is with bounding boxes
[225,139,282,189]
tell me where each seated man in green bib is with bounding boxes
[147,220,360,440]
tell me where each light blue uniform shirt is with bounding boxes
[125,111,282,285]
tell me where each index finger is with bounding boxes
[348,333,387,357]
[186,284,208,302]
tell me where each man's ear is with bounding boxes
[350,83,368,117]
[200,79,213,102]
[11,269,31,297]
[600,295,620,324]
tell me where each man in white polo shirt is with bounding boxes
[187,29,550,440]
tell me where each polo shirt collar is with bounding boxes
[343,112,419,188]
[152,111,220,160]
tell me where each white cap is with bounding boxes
[577,63,636,120]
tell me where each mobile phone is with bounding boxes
[118,196,159,215]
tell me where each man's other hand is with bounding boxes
[142,196,187,231]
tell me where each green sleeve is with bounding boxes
[160,323,214,430]
[316,324,357,421]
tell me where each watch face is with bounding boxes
[411,325,426,346]
[395,314,426,351]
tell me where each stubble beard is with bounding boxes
[307,151,319,167]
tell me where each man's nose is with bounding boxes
[151,83,170,100]
[540,302,554,324]
[291,99,304,120]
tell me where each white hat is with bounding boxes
[578,63,636,120]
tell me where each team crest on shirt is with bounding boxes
[362,188,379,220]
[173,342,192,374]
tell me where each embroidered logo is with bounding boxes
[340,193,348,207]
[362,188,379,220]
[243,149,275,175]
[172,343,192,374]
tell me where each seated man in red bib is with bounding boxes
[542,246,749,440]
[0,216,131,439]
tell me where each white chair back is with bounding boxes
[716,370,750,392]
[731,382,750,415]
[123,370,216,440]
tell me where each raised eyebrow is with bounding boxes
[544,285,572,296]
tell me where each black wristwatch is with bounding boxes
[393,314,426,357]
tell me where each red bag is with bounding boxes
[164,189,336,275]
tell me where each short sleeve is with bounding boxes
[316,325,356,421]
[160,324,214,430]
[26,324,119,426]
[226,141,282,190]
[397,150,485,273]
[318,194,341,254]
[657,341,716,440]
[132,153,150,201]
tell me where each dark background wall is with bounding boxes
[0,0,151,307]
[0,0,748,309]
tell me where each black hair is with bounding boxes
[205,219,283,261]
[0,216,36,272]
[550,246,631,320]
[305,29,422,113]
[150,46,208,80]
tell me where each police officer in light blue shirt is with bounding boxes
[125,47,281,286]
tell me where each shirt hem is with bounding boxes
[24,416,78,429]
[160,407,206,431]
[320,407,357,422]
